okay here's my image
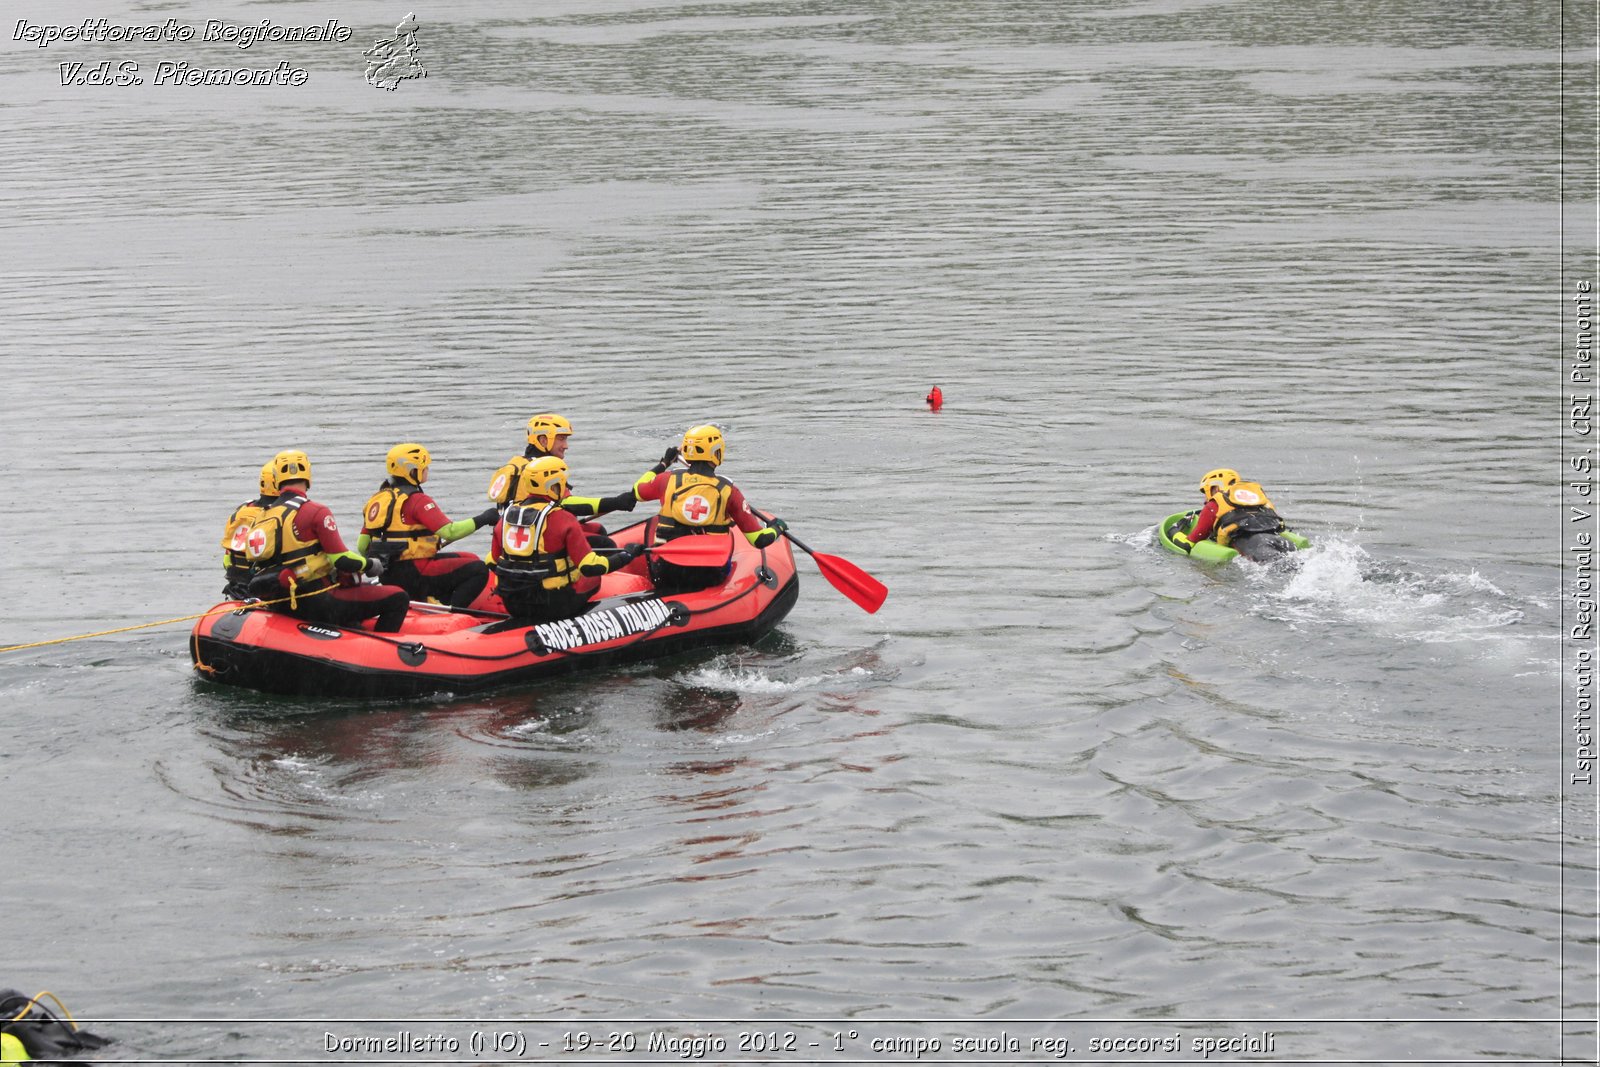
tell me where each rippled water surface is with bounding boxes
[1,0,1592,1062]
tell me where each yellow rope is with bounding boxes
[6,990,77,1030]
[0,584,333,654]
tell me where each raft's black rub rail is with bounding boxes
[191,575,799,700]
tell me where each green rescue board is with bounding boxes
[1158,512,1309,564]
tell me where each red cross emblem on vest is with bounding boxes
[504,525,532,552]
[246,527,269,558]
[682,494,712,524]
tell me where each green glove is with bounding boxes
[438,518,476,542]
[1172,531,1193,553]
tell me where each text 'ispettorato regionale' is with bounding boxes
[14,18,353,49]
[15,18,354,88]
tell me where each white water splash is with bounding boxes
[1108,526,1157,548]
[265,753,378,806]
[680,665,872,693]
[1260,537,1525,643]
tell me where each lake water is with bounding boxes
[1,0,1594,1062]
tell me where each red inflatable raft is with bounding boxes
[190,523,799,699]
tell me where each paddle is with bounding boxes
[646,537,733,565]
[752,510,887,614]
[601,537,733,566]
[409,601,509,619]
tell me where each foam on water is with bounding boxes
[679,664,873,694]
[266,753,374,806]
[1254,536,1529,645]
[1108,526,1158,549]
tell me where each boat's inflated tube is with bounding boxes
[1157,512,1308,565]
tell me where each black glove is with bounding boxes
[598,490,638,513]
[750,529,778,549]
[581,543,641,577]
[333,553,366,573]
[659,446,680,468]
[474,505,500,528]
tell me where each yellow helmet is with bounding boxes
[526,413,573,453]
[516,456,569,501]
[271,449,312,489]
[258,460,278,496]
[681,424,725,466]
[386,442,431,483]
[1199,467,1239,496]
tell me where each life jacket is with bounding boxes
[362,483,440,562]
[493,501,575,592]
[487,447,563,506]
[1213,481,1284,547]
[222,496,274,571]
[486,456,530,506]
[242,495,333,584]
[655,471,735,540]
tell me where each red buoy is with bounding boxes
[925,385,943,411]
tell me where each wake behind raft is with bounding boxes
[190,521,799,699]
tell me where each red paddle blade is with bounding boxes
[810,550,888,613]
[646,537,733,565]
